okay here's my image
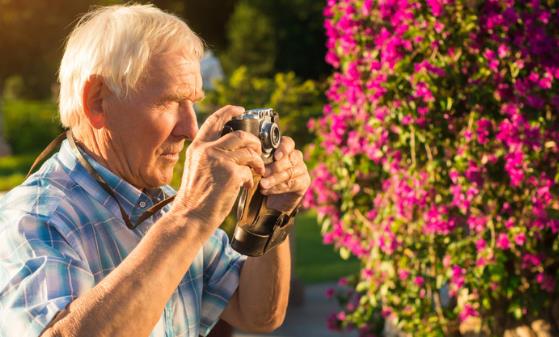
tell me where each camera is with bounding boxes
[221,108,281,165]
[221,108,293,256]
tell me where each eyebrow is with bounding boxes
[161,89,205,103]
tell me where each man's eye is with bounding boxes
[159,100,179,108]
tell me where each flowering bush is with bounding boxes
[305,0,559,336]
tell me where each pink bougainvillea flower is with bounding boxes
[312,0,559,334]
[459,303,479,322]
[414,276,425,287]
[496,233,511,250]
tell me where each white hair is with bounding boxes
[58,4,204,129]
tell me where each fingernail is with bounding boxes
[275,151,283,160]
[260,179,269,188]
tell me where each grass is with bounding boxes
[294,211,360,284]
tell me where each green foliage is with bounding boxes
[1,99,62,154]
[0,153,37,191]
[294,211,360,284]
[199,66,325,147]
[221,2,276,76]
[0,153,36,176]
[0,173,26,192]
[221,0,329,79]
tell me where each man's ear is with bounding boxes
[82,75,107,129]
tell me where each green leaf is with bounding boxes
[340,247,351,260]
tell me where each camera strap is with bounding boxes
[231,174,298,257]
[27,131,298,255]
[26,131,175,230]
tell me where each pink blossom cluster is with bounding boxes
[307,0,559,334]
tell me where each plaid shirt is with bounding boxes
[0,139,246,337]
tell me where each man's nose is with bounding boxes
[173,101,199,140]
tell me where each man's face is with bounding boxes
[102,49,204,188]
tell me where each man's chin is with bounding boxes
[140,168,174,189]
[157,167,175,186]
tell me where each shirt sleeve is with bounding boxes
[0,213,94,337]
[198,228,246,336]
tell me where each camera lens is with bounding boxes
[270,124,280,148]
[261,122,281,150]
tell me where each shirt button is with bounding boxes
[139,201,147,208]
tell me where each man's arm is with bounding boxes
[220,239,291,333]
[42,210,211,337]
[41,105,266,337]
[220,136,311,333]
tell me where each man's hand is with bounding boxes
[259,136,311,213]
[172,105,265,230]
[220,136,307,332]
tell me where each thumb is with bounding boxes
[195,105,245,143]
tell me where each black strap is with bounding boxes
[230,175,298,256]
[27,131,175,229]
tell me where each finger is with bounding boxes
[228,147,265,176]
[213,130,262,155]
[262,149,303,184]
[261,160,306,189]
[263,153,291,177]
[261,171,311,196]
[273,136,296,161]
[195,105,245,142]
[265,148,303,177]
[237,165,255,190]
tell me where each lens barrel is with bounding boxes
[261,121,281,150]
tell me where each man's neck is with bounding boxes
[72,125,112,171]
[71,125,143,190]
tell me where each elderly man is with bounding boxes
[0,4,310,337]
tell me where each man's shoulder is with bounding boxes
[0,160,82,230]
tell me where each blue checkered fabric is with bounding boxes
[0,139,246,337]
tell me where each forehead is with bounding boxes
[150,51,200,76]
[143,50,202,93]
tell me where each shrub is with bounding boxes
[305,1,559,336]
[1,99,62,154]
[220,0,329,79]
[221,1,276,76]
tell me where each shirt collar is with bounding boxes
[56,139,174,224]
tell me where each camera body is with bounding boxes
[221,108,290,256]
[221,108,281,165]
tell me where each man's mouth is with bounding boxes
[160,141,184,161]
[161,152,179,160]
[161,147,183,161]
